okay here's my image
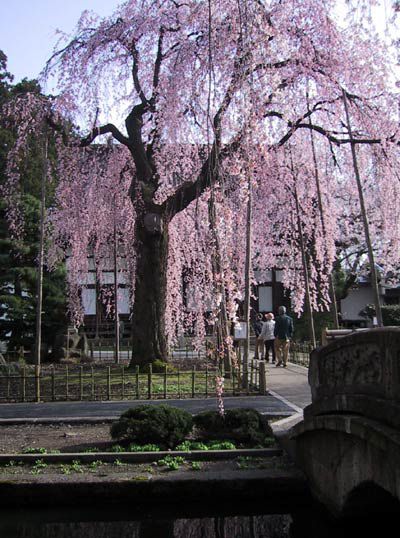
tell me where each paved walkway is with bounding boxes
[266,361,311,410]
[0,361,311,422]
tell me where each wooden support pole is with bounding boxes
[22,367,26,403]
[307,102,339,329]
[51,366,55,402]
[148,364,152,399]
[107,366,111,400]
[91,366,95,400]
[113,199,120,364]
[136,365,140,399]
[79,366,83,400]
[243,176,252,389]
[34,135,48,403]
[290,150,317,348]
[342,89,383,327]
[192,366,196,398]
[164,365,167,399]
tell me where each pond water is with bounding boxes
[0,506,396,538]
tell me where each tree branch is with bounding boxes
[131,40,148,105]
[152,27,165,100]
[166,131,244,218]
[80,123,130,147]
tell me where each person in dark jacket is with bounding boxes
[274,306,294,367]
[252,313,264,359]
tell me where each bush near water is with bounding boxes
[110,404,193,448]
[111,404,271,448]
[194,408,270,446]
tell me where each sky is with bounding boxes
[0,0,122,83]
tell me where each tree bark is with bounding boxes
[130,209,169,365]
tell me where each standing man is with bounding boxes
[274,306,294,367]
[252,313,264,360]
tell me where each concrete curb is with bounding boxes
[0,468,311,511]
[0,410,293,425]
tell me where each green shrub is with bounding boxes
[110,404,193,448]
[360,304,400,326]
[194,408,269,445]
[382,305,400,326]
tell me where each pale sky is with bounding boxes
[0,0,122,83]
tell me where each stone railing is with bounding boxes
[306,327,400,430]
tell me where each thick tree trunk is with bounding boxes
[130,210,169,366]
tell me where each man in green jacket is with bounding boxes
[274,306,294,367]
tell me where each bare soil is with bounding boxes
[0,423,113,453]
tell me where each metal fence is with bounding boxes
[0,361,267,403]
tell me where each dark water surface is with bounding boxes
[0,504,397,538]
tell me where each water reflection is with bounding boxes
[1,509,397,538]
[0,514,292,538]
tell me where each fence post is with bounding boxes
[79,366,83,400]
[66,365,69,401]
[136,365,140,399]
[35,365,41,403]
[7,365,11,400]
[192,366,196,398]
[52,366,56,402]
[164,365,167,399]
[205,365,208,398]
[22,366,26,403]
[90,341,94,360]
[91,366,95,400]
[259,361,267,395]
[107,366,111,400]
[121,365,125,400]
[177,367,181,398]
[148,364,152,399]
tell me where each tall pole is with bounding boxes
[34,135,48,402]
[243,175,252,388]
[290,151,316,348]
[208,191,232,372]
[113,197,120,364]
[294,185,317,348]
[342,89,383,327]
[307,106,339,328]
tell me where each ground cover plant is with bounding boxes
[0,454,287,479]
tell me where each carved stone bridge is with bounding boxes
[276,327,400,517]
